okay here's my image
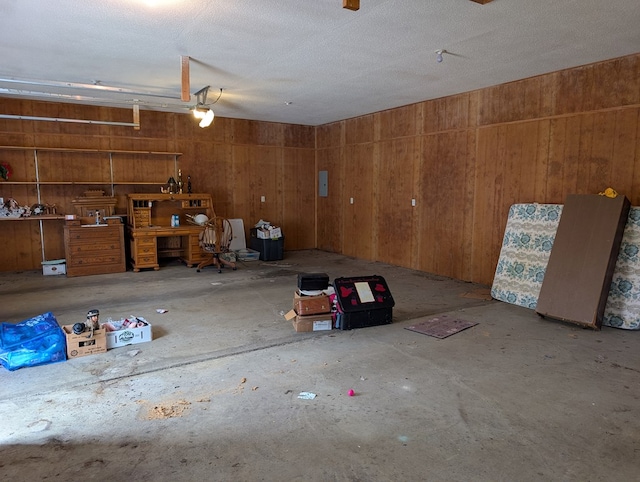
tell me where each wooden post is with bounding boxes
[181,56,190,102]
[343,0,359,11]
[133,104,140,130]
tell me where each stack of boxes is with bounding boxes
[286,273,333,332]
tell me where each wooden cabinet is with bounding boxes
[126,193,214,272]
[130,235,158,271]
[64,221,126,277]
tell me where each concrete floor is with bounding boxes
[0,250,638,482]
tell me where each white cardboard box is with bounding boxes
[256,227,282,239]
[104,322,152,349]
[42,260,66,276]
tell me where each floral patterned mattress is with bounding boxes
[491,203,640,330]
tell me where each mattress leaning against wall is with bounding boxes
[491,203,640,330]
[490,204,562,310]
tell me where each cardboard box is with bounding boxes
[105,322,152,349]
[256,227,282,239]
[293,290,331,315]
[42,260,66,276]
[285,310,333,332]
[62,325,107,358]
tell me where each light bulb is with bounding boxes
[193,106,208,119]
[199,109,214,128]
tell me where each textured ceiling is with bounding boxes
[0,0,638,126]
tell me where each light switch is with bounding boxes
[261,196,265,203]
[411,199,416,207]
[350,197,354,204]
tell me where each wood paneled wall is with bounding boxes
[2,53,639,282]
[317,53,640,285]
[0,102,315,271]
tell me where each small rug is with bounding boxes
[405,315,478,339]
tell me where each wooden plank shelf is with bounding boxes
[0,145,182,270]
[0,215,66,221]
[1,181,170,185]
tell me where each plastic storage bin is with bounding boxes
[249,229,284,261]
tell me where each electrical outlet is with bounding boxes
[350,197,354,204]
[261,196,266,203]
[411,199,416,206]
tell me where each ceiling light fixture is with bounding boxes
[435,49,446,63]
[191,86,222,128]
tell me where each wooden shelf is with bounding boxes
[0,215,65,221]
[0,145,181,186]
[0,145,184,269]
[2,181,169,185]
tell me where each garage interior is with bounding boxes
[1,1,640,481]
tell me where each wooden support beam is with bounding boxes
[133,104,140,130]
[181,56,190,102]
[343,0,359,11]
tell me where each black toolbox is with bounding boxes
[298,273,330,291]
[334,275,394,330]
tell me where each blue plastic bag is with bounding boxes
[0,312,67,371]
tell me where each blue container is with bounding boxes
[0,312,67,371]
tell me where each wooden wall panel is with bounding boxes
[284,124,315,148]
[41,219,65,260]
[471,126,502,283]
[344,114,374,145]
[415,135,439,273]
[376,138,418,268]
[232,119,284,146]
[1,222,42,271]
[423,93,475,133]
[342,143,375,259]
[202,144,235,218]
[610,109,640,198]
[531,120,551,202]
[378,104,419,140]
[111,153,176,185]
[416,132,475,279]
[317,122,342,149]
[231,145,282,232]
[282,148,316,249]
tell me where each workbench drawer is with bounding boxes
[67,254,123,267]
[135,237,157,248]
[68,242,121,253]
[66,227,120,242]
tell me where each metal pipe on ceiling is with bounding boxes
[0,114,139,128]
